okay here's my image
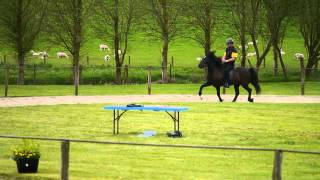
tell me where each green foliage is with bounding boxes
[12,140,40,161]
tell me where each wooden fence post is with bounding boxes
[33,64,36,84]
[169,63,172,79]
[299,59,305,95]
[3,55,6,64]
[128,56,131,67]
[272,150,283,180]
[171,56,174,68]
[4,65,9,97]
[148,66,151,95]
[61,140,70,180]
[86,56,89,66]
[124,65,129,83]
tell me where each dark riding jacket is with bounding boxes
[223,46,238,67]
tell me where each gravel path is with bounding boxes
[0,95,320,107]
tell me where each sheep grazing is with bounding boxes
[247,40,258,46]
[113,50,122,57]
[246,52,257,57]
[238,45,249,49]
[104,55,111,62]
[99,44,110,51]
[294,53,305,60]
[57,52,69,59]
[30,50,41,56]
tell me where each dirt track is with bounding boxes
[0,95,320,107]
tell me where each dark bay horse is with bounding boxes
[198,51,261,102]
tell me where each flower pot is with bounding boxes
[16,158,39,173]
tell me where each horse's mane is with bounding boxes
[207,51,222,65]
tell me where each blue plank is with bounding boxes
[104,106,189,112]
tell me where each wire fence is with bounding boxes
[0,135,319,180]
[0,58,319,96]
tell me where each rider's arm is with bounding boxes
[225,51,238,62]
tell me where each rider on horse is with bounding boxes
[222,38,238,88]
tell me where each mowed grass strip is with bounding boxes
[1,82,320,97]
[0,102,319,179]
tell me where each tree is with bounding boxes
[46,0,91,95]
[0,0,47,84]
[93,0,139,84]
[245,0,272,70]
[184,0,220,54]
[146,0,181,83]
[224,0,248,67]
[297,0,320,76]
[263,0,291,78]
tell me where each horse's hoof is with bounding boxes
[232,100,237,102]
[219,99,224,102]
[248,98,254,103]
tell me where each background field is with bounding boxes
[1,82,320,97]
[1,26,319,85]
[0,102,319,179]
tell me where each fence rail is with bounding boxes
[0,135,319,180]
[0,63,319,97]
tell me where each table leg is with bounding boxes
[177,112,180,131]
[117,110,120,134]
[113,110,115,135]
[174,111,176,131]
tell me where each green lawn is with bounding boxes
[1,82,320,97]
[0,103,319,179]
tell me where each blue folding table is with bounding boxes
[104,106,189,135]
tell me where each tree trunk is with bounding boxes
[305,57,316,76]
[17,52,24,85]
[273,46,278,76]
[114,0,121,84]
[240,38,246,67]
[73,0,82,96]
[16,0,24,85]
[276,47,288,80]
[204,30,211,54]
[162,36,168,83]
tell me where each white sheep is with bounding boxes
[238,45,249,49]
[294,53,305,60]
[113,50,122,57]
[246,52,257,57]
[104,55,111,62]
[248,40,258,46]
[30,50,41,56]
[99,44,110,51]
[280,49,285,55]
[57,52,69,59]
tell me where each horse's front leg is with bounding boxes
[215,86,223,102]
[198,82,211,100]
[232,85,240,102]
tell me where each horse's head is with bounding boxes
[198,51,221,69]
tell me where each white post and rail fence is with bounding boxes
[0,135,319,180]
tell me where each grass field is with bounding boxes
[1,82,320,97]
[0,102,319,179]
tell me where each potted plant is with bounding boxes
[12,140,41,173]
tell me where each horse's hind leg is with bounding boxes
[198,82,211,99]
[242,84,254,102]
[232,85,240,102]
[215,86,223,102]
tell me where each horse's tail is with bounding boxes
[249,68,261,94]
